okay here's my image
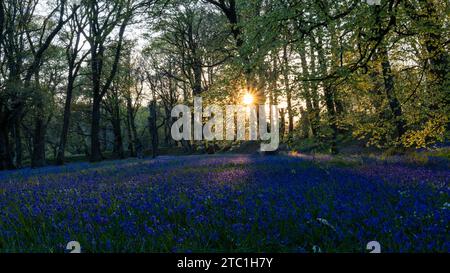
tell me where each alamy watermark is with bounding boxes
[171,97,280,152]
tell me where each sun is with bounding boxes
[242,93,254,105]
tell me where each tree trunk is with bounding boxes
[282,44,294,134]
[56,76,75,165]
[112,120,124,159]
[0,123,13,170]
[126,115,135,157]
[379,46,405,138]
[90,95,102,162]
[309,37,321,135]
[7,75,23,169]
[329,19,345,131]
[317,31,338,154]
[164,106,172,146]
[149,101,158,158]
[88,11,129,162]
[111,102,124,159]
[193,59,203,96]
[299,41,316,137]
[31,96,46,168]
[324,84,338,154]
[421,0,449,110]
[279,108,286,140]
[13,118,22,168]
[31,73,46,168]
[125,96,136,157]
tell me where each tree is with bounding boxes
[80,0,135,162]
[0,0,76,169]
[56,7,88,165]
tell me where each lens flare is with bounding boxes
[243,93,254,105]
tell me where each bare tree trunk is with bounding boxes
[56,74,74,165]
[8,76,23,169]
[0,121,13,170]
[110,96,124,159]
[193,59,202,96]
[317,31,338,154]
[57,17,85,165]
[13,118,22,168]
[149,101,158,158]
[125,102,136,157]
[420,0,449,111]
[379,46,405,138]
[112,119,124,159]
[299,40,316,137]
[31,91,46,168]
[329,19,345,131]
[91,95,103,162]
[309,37,321,134]
[282,44,294,134]
[164,106,172,146]
[87,2,131,162]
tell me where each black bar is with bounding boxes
[0,253,447,272]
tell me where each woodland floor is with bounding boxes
[0,154,448,253]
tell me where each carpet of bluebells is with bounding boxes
[0,154,448,253]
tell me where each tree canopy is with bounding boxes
[0,0,448,169]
